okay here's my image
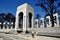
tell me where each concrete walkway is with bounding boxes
[0,33,60,40]
[17,34,60,40]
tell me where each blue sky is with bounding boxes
[0,0,60,18]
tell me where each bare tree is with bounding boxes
[36,0,60,27]
[5,13,15,28]
[0,13,6,28]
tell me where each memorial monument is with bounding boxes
[15,3,34,33]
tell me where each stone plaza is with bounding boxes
[0,3,60,34]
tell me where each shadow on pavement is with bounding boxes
[37,34,60,38]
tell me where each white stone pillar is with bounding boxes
[3,22,5,29]
[15,11,20,34]
[57,14,59,27]
[32,17,34,28]
[46,16,51,27]
[26,16,29,30]
[53,13,59,27]
[35,19,39,28]
[7,22,9,29]
[15,15,19,31]
[23,15,26,33]
[40,18,44,28]
[11,22,13,29]
[0,22,1,29]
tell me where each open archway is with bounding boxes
[15,3,34,33]
[28,13,32,28]
[18,12,23,29]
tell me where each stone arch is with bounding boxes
[28,12,32,28]
[18,12,23,29]
[15,3,34,33]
